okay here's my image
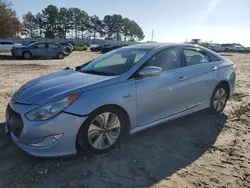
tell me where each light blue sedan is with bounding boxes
[5,43,236,157]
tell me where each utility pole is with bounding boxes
[151,29,154,42]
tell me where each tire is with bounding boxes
[57,53,65,59]
[209,84,229,114]
[22,51,31,60]
[76,106,128,155]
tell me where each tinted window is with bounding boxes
[34,43,47,48]
[146,47,181,71]
[1,42,14,45]
[208,52,221,62]
[183,49,210,66]
[48,44,59,48]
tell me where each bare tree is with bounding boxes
[0,0,21,37]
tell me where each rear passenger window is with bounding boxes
[208,53,220,62]
[145,47,181,71]
[183,49,210,66]
[49,44,59,48]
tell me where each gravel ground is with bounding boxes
[0,52,249,188]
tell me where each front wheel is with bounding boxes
[22,52,31,60]
[210,85,229,114]
[76,106,128,154]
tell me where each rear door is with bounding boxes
[47,43,60,57]
[177,47,220,108]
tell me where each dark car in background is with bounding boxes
[59,42,74,53]
[101,44,121,53]
[11,42,67,60]
[90,45,102,52]
[90,44,112,52]
[101,44,130,54]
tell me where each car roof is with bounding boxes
[123,43,203,50]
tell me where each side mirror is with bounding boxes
[138,66,162,77]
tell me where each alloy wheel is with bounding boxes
[88,112,121,150]
[24,52,31,59]
[213,88,228,111]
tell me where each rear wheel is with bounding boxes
[22,52,31,60]
[57,53,65,59]
[76,106,128,154]
[210,85,229,114]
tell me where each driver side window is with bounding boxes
[145,47,181,71]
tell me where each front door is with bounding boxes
[32,43,47,56]
[136,47,187,126]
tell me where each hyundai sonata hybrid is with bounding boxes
[5,43,236,157]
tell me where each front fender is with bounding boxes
[64,79,138,130]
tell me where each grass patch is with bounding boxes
[74,45,88,51]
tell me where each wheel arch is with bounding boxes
[215,80,230,96]
[75,103,131,154]
[90,104,131,135]
[22,51,32,56]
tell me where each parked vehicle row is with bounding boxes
[5,43,236,157]
[208,43,249,52]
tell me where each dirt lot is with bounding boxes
[0,52,249,188]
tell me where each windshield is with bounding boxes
[80,48,150,76]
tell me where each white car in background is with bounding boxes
[209,43,248,52]
[209,44,235,52]
[0,41,22,52]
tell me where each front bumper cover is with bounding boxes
[6,111,87,157]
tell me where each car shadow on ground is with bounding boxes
[0,110,227,187]
[0,54,66,61]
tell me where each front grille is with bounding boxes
[6,104,23,138]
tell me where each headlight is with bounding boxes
[25,93,79,121]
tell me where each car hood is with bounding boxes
[13,69,118,105]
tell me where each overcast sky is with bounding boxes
[11,0,250,46]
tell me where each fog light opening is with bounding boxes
[29,134,63,147]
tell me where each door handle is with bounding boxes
[211,66,218,71]
[178,76,187,81]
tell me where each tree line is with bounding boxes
[0,1,145,41]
